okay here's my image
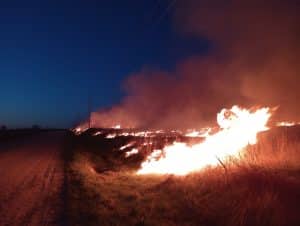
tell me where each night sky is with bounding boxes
[0,0,210,128]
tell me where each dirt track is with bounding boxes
[0,132,66,226]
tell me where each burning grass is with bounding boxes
[65,126,300,226]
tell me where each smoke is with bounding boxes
[89,0,300,129]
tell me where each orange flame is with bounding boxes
[137,106,271,175]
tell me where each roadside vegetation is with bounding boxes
[65,127,300,226]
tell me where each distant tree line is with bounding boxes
[0,125,42,131]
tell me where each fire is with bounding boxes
[120,142,136,150]
[73,126,88,135]
[276,121,299,127]
[106,133,117,139]
[93,131,103,136]
[137,106,271,175]
[125,148,139,158]
[185,128,212,138]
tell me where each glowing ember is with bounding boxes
[73,127,88,135]
[119,132,131,136]
[118,130,167,137]
[93,131,103,136]
[143,142,153,146]
[114,124,121,129]
[137,106,271,175]
[276,121,299,127]
[185,130,201,137]
[185,128,211,138]
[120,142,136,151]
[125,148,139,158]
[106,133,117,139]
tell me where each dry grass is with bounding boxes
[65,127,300,226]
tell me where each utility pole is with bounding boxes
[88,93,92,129]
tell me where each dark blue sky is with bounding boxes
[0,0,210,128]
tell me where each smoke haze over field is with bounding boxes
[89,0,300,129]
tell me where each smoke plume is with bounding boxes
[89,0,300,129]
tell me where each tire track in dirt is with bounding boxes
[0,132,66,226]
[0,157,45,209]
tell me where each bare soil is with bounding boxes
[0,132,66,226]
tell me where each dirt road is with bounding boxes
[0,132,66,226]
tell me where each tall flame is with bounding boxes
[137,106,271,175]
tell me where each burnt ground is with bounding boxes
[65,127,300,226]
[0,132,67,226]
